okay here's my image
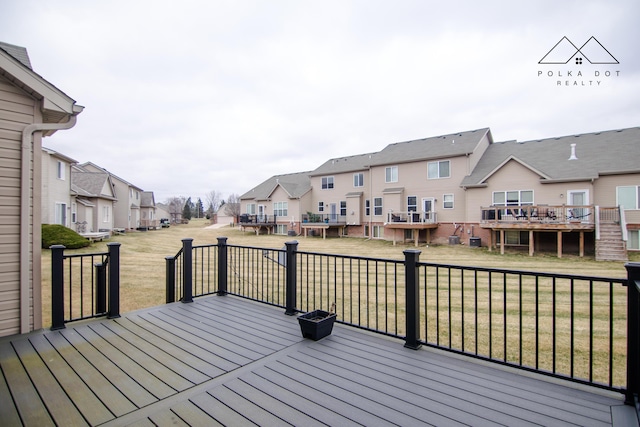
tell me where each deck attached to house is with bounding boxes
[1,295,636,426]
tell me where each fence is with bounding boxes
[50,242,120,330]
[166,237,640,400]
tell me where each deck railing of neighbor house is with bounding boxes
[387,211,437,224]
[301,213,347,223]
[163,237,640,403]
[50,242,120,330]
[481,204,596,225]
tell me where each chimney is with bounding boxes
[568,143,578,160]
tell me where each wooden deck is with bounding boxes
[1,295,637,426]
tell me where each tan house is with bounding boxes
[0,41,83,336]
[71,165,116,234]
[140,191,158,229]
[240,171,312,235]
[41,147,77,228]
[78,162,143,231]
[240,126,638,259]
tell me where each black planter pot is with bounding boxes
[298,310,337,340]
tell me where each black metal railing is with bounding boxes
[301,213,346,224]
[481,204,595,225]
[50,243,120,330]
[168,237,640,399]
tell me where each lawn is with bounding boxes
[41,218,636,328]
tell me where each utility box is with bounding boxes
[470,237,481,247]
[448,235,460,245]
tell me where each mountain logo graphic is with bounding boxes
[539,36,619,65]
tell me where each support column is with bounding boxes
[404,249,422,350]
[557,231,563,258]
[529,230,534,256]
[579,231,584,257]
[500,229,505,255]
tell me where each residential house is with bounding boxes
[71,165,116,233]
[239,126,638,259]
[78,162,143,230]
[0,41,83,336]
[41,147,77,228]
[155,202,171,223]
[140,191,158,229]
[462,127,640,260]
[239,171,312,235]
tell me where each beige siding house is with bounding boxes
[140,191,158,229]
[78,162,143,231]
[0,41,83,336]
[240,172,312,235]
[41,147,77,227]
[71,166,116,234]
[240,126,638,259]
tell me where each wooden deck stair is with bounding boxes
[596,221,628,261]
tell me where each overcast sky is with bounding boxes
[1,1,638,204]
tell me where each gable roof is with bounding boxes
[368,128,492,167]
[42,146,77,165]
[310,152,379,176]
[0,41,83,124]
[141,191,155,208]
[240,171,312,201]
[77,162,144,191]
[461,127,640,187]
[71,167,116,200]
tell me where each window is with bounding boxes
[103,205,110,222]
[372,225,383,238]
[322,176,334,189]
[130,188,133,198]
[407,196,417,212]
[374,197,382,216]
[427,160,450,179]
[273,201,288,217]
[340,201,347,216]
[275,224,288,235]
[629,230,639,250]
[443,194,454,209]
[496,230,530,246]
[353,173,364,187]
[385,166,398,183]
[55,203,67,225]
[246,204,256,215]
[493,190,534,206]
[318,201,324,212]
[365,199,370,216]
[71,203,77,223]
[618,186,640,210]
[57,161,65,180]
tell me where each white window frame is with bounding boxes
[427,160,450,179]
[340,200,347,216]
[318,201,324,212]
[374,197,382,216]
[57,161,65,180]
[55,202,67,225]
[353,173,364,187]
[493,190,534,206]
[385,166,398,183]
[617,186,640,210]
[407,196,417,212]
[443,194,454,209]
[273,201,288,217]
[246,203,256,215]
[365,199,370,216]
[103,205,110,223]
[322,176,334,190]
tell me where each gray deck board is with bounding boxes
[0,294,634,426]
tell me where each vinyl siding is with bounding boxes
[0,75,36,336]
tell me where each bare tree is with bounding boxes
[166,196,186,224]
[205,190,222,214]
[224,193,241,221]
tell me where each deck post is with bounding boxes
[182,238,194,303]
[165,256,176,303]
[217,237,228,296]
[404,249,422,350]
[107,242,121,319]
[625,263,640,406]
[95,262,107,314]
[285,240,298,315]
[50,245,66,330]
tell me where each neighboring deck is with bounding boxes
[1,295,637,426]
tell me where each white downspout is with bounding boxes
[20,115,78,333]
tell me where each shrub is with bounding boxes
[42,224,91,249]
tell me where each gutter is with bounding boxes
[20,115,78,333]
